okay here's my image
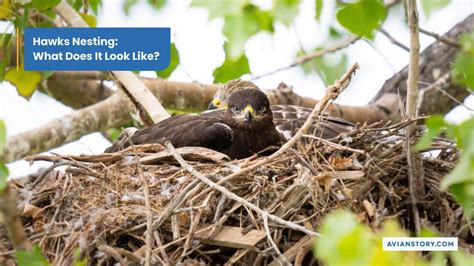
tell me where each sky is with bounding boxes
[1,0,473,178]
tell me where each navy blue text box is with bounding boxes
[24,28,170,71]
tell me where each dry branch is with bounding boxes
[405,0,422,236]
[0,119,464,264]
[165,142,319,238]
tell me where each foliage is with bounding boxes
[156,43,180,79]
[79,13,97,27]
[213,52,250,83]
[452,32,474,90]
[336,0,387,39]
[4,68,42,99]
[314,210,473,266]
[314,210,412,266]
[421,0,450,17]
[16,245,50,266]
[32,0,60,11]
[0,0,12,19]
[273,0,300,27]
[315,0,323,21]
[416,116,474,220]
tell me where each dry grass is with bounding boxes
[0,120,469,265]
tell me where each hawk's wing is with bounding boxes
[105,111,234,153]
[271,104,354,140]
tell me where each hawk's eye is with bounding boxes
[257,106,266,113]
[231,106,241,113]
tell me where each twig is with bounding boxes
[263,214,288,264]
[132,145,152,266]
[252,36,359,80]
[379,28,410,52]
[151,178,201,230]
[419,27,461,48]
[302,135,365,154]
[153,231,171,265]
[97,245,126,265]
[419,73,474,112]
[165,142,320,237]
[405,0,422,236]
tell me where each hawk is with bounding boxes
[208,80,355,140]
[105,89,282,159]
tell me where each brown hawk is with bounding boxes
[208,80,354,140]
[105,89,282,159]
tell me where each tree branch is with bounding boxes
[405,0,422,236]
[371,14,473,116]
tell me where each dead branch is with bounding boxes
[165,142,319,238]
[406,0,422,236]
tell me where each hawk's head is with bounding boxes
[208,79,259,110]
[224,88,274,131]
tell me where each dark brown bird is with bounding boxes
[105,88,282,159]
[208,80,354,140]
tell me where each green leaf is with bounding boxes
[0,163,8,190]
[223,4,271,60]
[147,0,166,10]
[73,248,87,266]
[452,32,474,90]
[336,0,387,39]
[156,43,180,79]
[440,119,474,219]
[16,245,50,266]
[301,49,348,85]
[273,0,300,26]
[123,0,139,15]
[88,0,101,14]
[32,0,60,10]
[4,69,42,99]
[315,0,323,21]
[451,251,474,266]
[213,53,250,83]
[371,221,409,265]
[421,0,450,17]
[0,0,12,18]
[79,13,97,27]
[315,210,374,266]
[0,119,5,155]
[191,0,245,19]
[415,115,445,150]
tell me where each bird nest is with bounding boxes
[0,120,468,265]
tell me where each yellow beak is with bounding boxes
[243,105,254,122]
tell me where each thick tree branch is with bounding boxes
[1,93,130,162]
[371,14,473,116]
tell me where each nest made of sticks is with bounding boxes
[0,120,470,265]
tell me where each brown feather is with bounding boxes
[105,89,282,159]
